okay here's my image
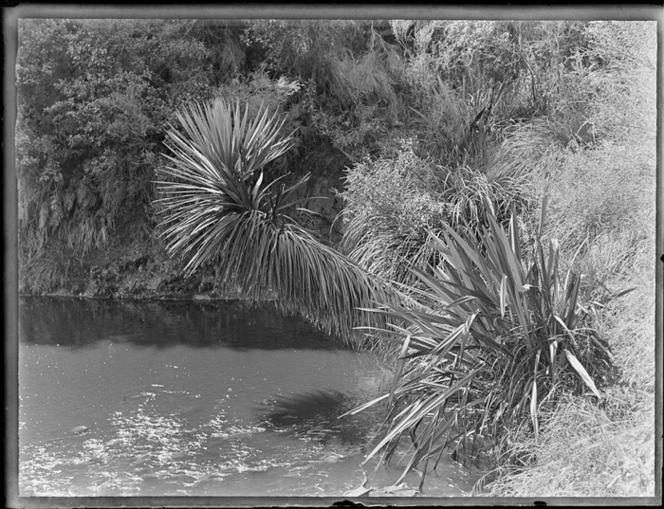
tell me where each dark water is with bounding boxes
[18,297,480,497]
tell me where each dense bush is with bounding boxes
[16,19,226,289]
[340,140,529,287]
[339,20,654,286]
[20,19,607,281]
[337,20,656,495]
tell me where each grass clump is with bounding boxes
[483,391,655,497]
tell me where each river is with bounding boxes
[17,297,482,497]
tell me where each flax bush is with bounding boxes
[345,203,610,488]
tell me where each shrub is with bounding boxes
[339,142,452,285]
[340,141,531,288]
[16,19,220,289]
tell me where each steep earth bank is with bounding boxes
[19,165,347,301]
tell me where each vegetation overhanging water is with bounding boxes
[14,17,657,498]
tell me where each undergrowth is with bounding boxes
[483,38,656,496]
[481,391,655,497]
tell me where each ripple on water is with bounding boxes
[20,386,328,496]
[21,389,481,496]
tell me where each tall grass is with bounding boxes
[484,21,656,495]
[481,391,655,497]
[19,249,73,294]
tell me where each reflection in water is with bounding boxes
[18,297,345,350]
[18,297,482,497]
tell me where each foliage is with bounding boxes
[185,19,248,82]
[242,20,368,96]
[339,18,654,310]
[347,203,609,487]
[338,22,609,293]
[18,20,647,257]
[19,19,637,286]
[243,19,405,162]
[389,20,651,169]
[339,142,448,285]
[16,19,220,287]
[317,35,405,161]
[155,98,394,343]
[214,67,309,181]
[18,249,76,294]
[340,141,530,288]
[216,68,303,117]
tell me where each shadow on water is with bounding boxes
[258,389,350,427]
[18,297,346,351]
[254,389,374,447]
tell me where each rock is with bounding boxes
[344,485,372,497]
[371,483,420,497]
[319,452,344,463]
[71,425,89,435]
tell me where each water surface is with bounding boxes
[18,297,480,497]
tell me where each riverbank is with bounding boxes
[18,238,265,301]
[484,277,656,497]
[481,137,658,497]
[17,182,658,500]
[17,252,657,499]
[16,136,658,500]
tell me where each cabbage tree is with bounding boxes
[154,98,390,342]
